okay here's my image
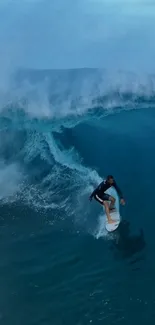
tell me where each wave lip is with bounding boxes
[0,68,153,120]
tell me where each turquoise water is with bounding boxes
[0,69,155,324]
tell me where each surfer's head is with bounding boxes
[107,175,114,184]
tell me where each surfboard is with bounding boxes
[105,209,121,232]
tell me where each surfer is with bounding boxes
[89,175,125,224]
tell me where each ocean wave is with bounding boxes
[0,68,154,229]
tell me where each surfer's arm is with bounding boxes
[89,181,103,200]
[89,188,97,200]
[113,182,124,199]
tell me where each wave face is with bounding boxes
[1,68,155,222]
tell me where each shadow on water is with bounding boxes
[109,220,146,269]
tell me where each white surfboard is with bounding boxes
[105,209,121,232]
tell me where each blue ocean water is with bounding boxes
[0,69,155,324]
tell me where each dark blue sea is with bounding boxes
[0,69,155,324]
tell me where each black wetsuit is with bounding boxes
[90,180,123,204]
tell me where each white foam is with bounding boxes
[0,160,23,202]
[95,213,108,239]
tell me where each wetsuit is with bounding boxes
[90,179,123,204]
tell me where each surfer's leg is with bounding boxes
[94,194,114,223]
[109,196,116,210]
[94,194,104,205]
[103,201,115,224]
